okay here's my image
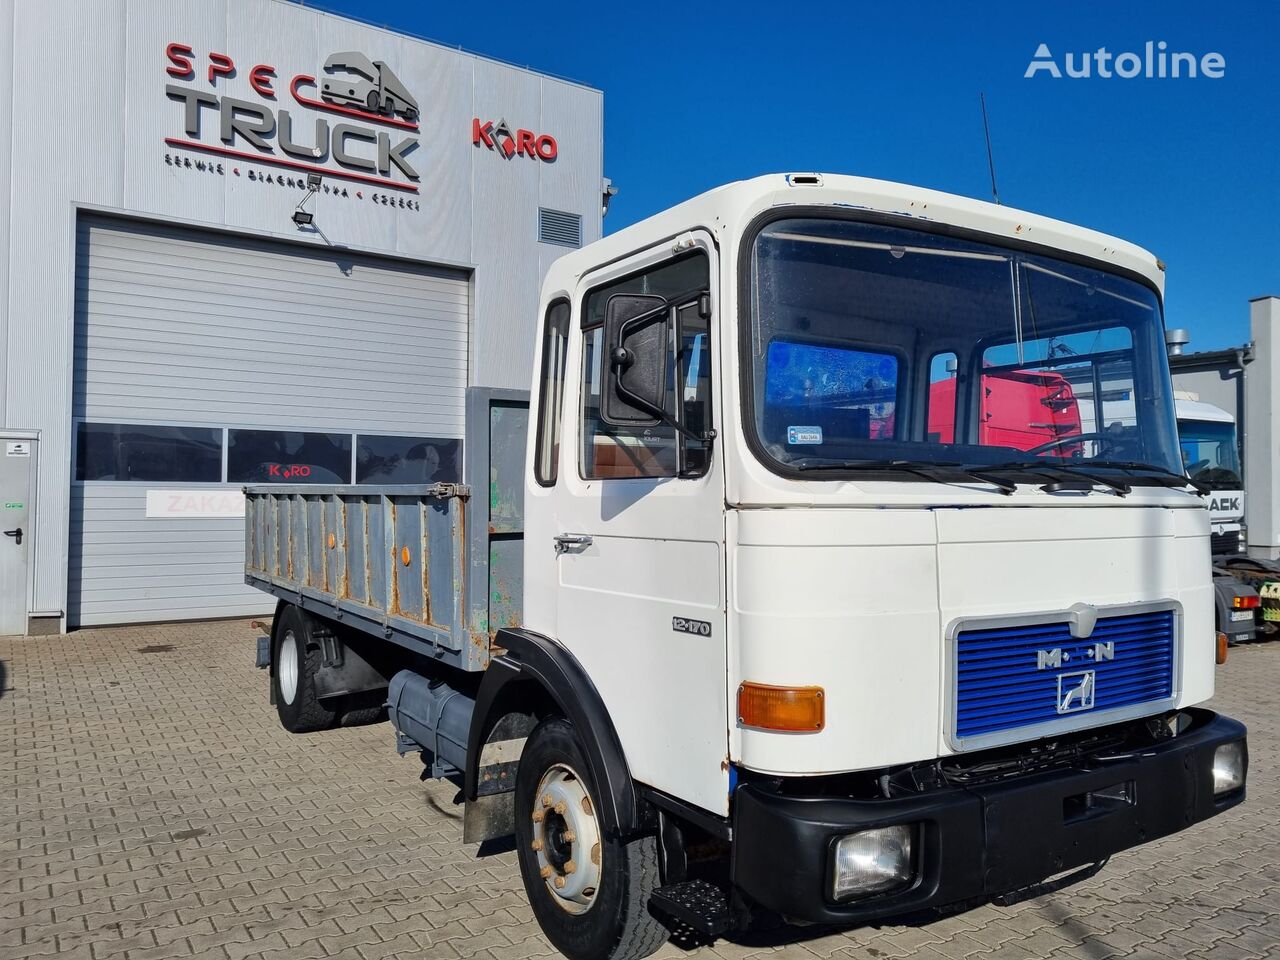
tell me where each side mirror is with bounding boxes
[603,293,669,424]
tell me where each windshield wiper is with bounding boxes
[793,459,1017,494]
[974,460,1131,497]
[1088,461,1211,496]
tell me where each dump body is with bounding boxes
[244,388,528,672]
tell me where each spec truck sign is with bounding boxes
[164,43,421,192]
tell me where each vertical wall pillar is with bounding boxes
[1245,296,1280,560]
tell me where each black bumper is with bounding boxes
[731,709,1247,924]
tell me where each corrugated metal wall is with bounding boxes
[69,215,470,626]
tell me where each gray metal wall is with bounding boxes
[70,216,470,626]
[0,0,603,627]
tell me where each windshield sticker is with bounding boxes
[787,426,823,445]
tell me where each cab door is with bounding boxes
[552,234,728,816]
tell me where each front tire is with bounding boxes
[515,718,666,960]
[272,605,337,733]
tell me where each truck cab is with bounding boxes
[519,173,1244,942]
[1175,395,1245,553]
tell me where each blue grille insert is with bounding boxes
[954,610,1175,741]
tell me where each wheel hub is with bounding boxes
[278,630,299,705]
[531,763,602,914]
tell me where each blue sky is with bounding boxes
[309,0,1277,351]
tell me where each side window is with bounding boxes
[761,340,899,456]
[227,429,352,483]
[75,423,222,482]
[926,352,958,443]
[581,254,711,480]
[534,299,571,486]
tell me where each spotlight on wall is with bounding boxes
[292,174,322,231]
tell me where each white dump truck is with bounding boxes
[245,174,1248,960]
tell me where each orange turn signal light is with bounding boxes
[1232,595,1260,610]
[1216,632,1229,665]
[737,682,825,732]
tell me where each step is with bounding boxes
[649,879,734,936]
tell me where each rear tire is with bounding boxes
[272,605,337,734]
[515,718,666,960]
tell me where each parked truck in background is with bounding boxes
[244,174,1248,960]
[1172,395,1266,642]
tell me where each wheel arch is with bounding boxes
[466,627,642,838]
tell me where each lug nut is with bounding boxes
[564,860,577,875]
[563,830,576,843]
[554,876,566,889]
[542,793,553,808]
[554,801,567,815]
[539,865,553,879]
[531,838,544,852]
[532,810,544,823]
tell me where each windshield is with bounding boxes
[745,217,1183,482]
[1178,418,1241,490]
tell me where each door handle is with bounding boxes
[3,527,21,546]
[553,533,592,554]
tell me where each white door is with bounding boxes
[1,437,34,636]
[552,234,729,816]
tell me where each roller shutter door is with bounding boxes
[69,215,469,626]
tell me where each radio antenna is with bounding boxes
[980,92,1001,205]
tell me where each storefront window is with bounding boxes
[356,435,461,484]
[227,429,351,483]
[75,423,222,482]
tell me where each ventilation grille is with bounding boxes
[954,609,1176,742]
[539,208,583,248]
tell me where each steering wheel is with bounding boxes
[1024,432,1107,457]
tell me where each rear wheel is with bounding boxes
[272,605,337,733]
[515,718,666,960]
[366,90,381,113]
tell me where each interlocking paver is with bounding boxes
[3,621,1278,960]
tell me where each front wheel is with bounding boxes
[515,718,666,960]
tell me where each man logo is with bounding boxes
[1037,648,1065,670]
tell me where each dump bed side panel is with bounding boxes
[244,387,528,673]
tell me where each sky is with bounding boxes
[306,0,1278,352]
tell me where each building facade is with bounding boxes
[0,0,604,633]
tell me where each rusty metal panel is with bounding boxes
[390,495,424,622]
[307,496,325,590]
[463,387,529,664]
[343,496,367,604]
[242,390,526,673]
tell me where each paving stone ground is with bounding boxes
[2,619,1277,960]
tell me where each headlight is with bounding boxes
[831,824,915,900]
[1213,741,1246,796]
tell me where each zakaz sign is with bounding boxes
[164,44,421,193]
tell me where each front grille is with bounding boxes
[955,609,1175,742]
[1211,530,1241,555]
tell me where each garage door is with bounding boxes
[69,215,470,626]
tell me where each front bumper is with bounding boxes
[731,709,1247,923]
